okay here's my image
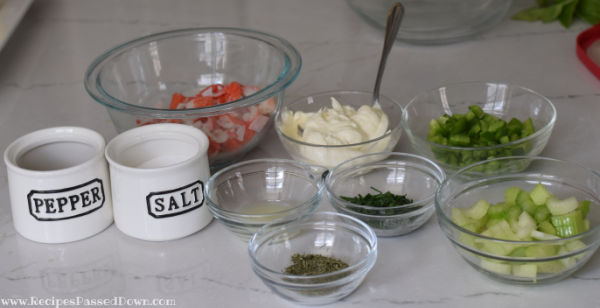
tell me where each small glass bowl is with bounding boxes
[85,27,301,169]
[249,211,377,305]
[402,82,556,173]
[326,152,445,236]
[205,159,324,240]
[275,90,404,169]
[436,156,600,284]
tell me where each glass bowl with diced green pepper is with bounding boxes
[326,152,445,237]
[401,82,556,172]
[436,156,600,284]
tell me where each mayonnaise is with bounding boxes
[280,97,393,167]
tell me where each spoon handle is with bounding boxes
[373,2,404,104]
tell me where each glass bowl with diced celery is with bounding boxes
[401,82,556,173]
[436,156,600,284]
[325,152,445,237]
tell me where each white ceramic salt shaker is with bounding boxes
[105,123,212,241]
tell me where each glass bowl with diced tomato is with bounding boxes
[401,82,556,173]
[436,156,600,284]
[85,27,301,169]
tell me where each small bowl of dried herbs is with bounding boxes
[248,211,377,305]
[326,152,446,236]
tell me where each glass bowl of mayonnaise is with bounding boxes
[275,90,404,169]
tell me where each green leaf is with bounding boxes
[576,0,600,25]
[559,0,579,27]
[513,0,577,24]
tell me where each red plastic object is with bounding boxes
[577,23,600,80]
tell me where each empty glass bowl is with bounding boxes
[205,159,324,240]
[249,211,377,305]
[436,156,600,284]
[85,27,301,169]
[326,152,445,236]
[348,0,513,44]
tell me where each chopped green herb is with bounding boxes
[284,253,349,276]
[342,187,412,207]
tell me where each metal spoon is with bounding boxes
[372,2,404,106]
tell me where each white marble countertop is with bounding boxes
[1,1,600,307]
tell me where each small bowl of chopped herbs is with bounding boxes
[401,82,556,173]
[248,211,377,305]
[436,156,600,284]
[326,152,446,237]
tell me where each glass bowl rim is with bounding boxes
[205,158,325,219]
[248,211,378,285]
[435,155,600,246]
[325,152,446,215]
[275,90,404,148]
[84,27,302,118]
[401,81,557,151]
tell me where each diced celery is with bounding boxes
[530,230,560,240]
[464,199,490,220]
[468,105,485,118]
[487,204,507,219]
[480,241,515,256]
[458,233,477,248]
[516,190,537,214]
[507,118,524,134]
[537,261,565,273]
[512,264,537,279]
[428,119,442,137]
[509,246,528,257]
[551,209,585,237]
[558,247,577,268]
[546,196,579,216]
[584,219,590,231]
[530,183,552,206]
[533,205,550,223]
[451,208,469,227]
[525,245,557,258]
[507,205,523,221]
[480,259,511,275]
[463,222,480,233]
[565,240,586,252]
[516,211,537,239]
[486,220,519,241]
[522,118,535,137]
[538,220,557,236]
[449,134,470,146]
[485,218,505,229]
[580,200,590,218]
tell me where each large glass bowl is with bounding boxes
[249,212,377,305]
[85,28,301,169]
[275,90,404,169]
[436,156,600,284]
[205,159,324,240]
[326,152,445,237]
[402,82,556,173]
[348,0,513,45]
